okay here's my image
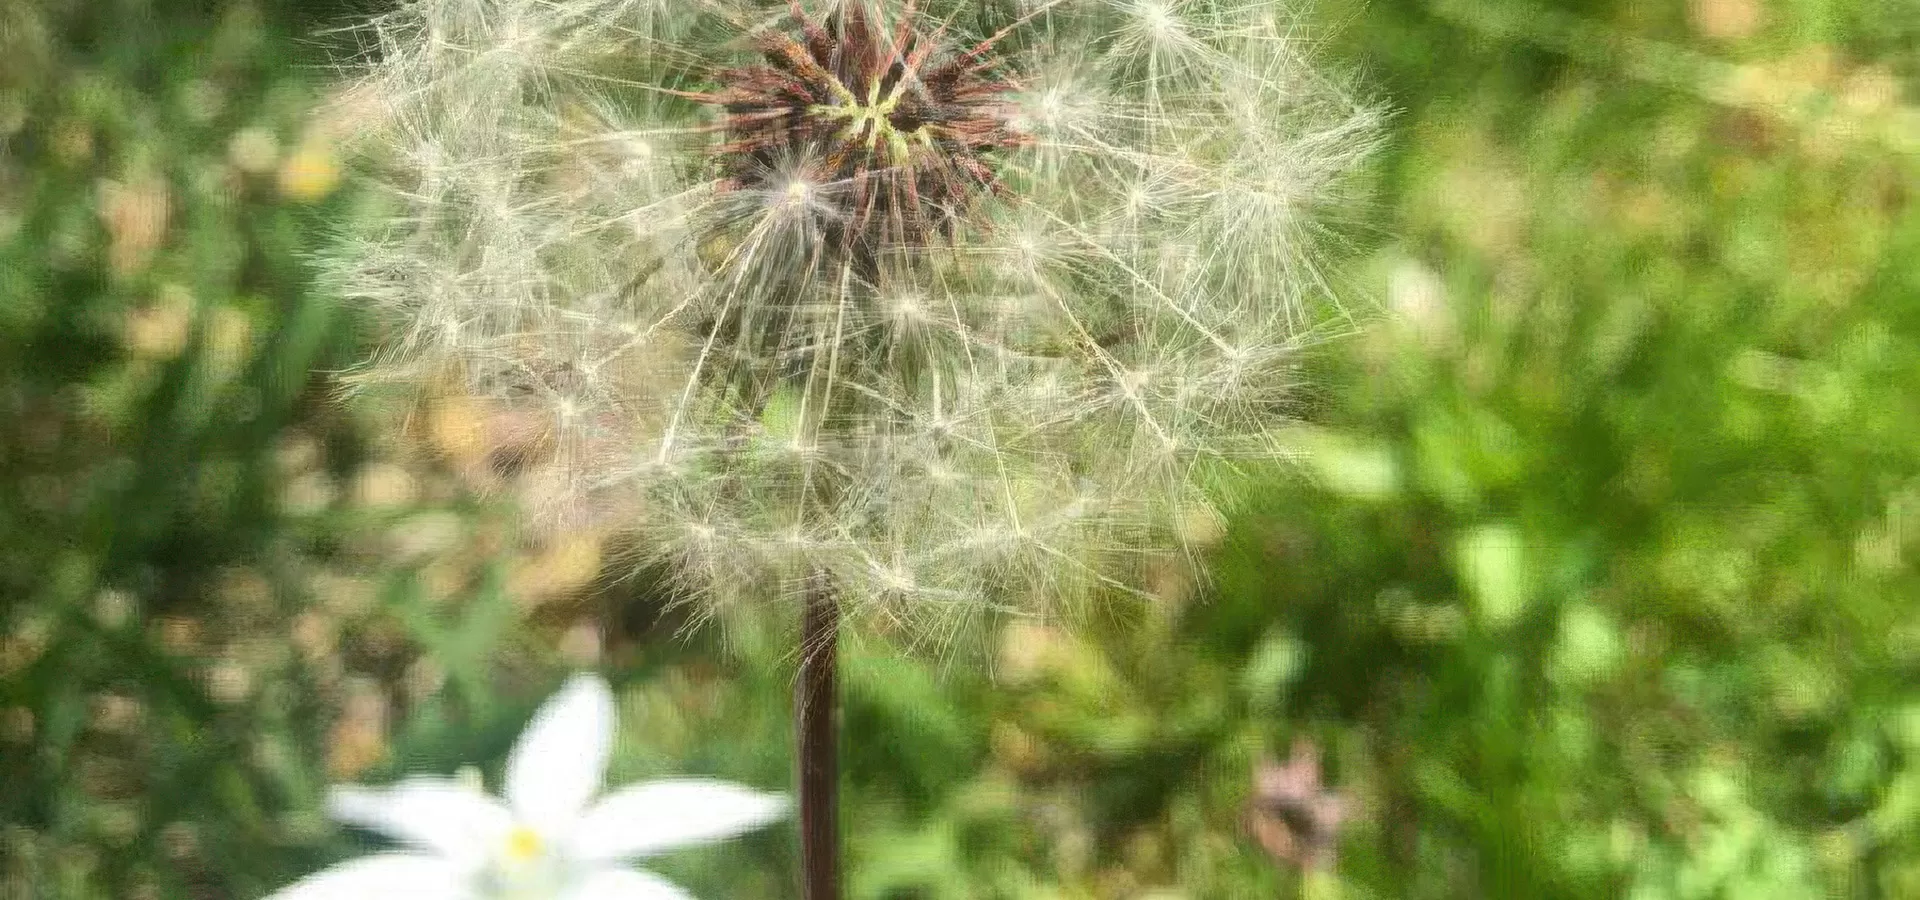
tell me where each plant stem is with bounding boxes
[797,569,840,900]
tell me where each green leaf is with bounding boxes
[1454,523,1530,629]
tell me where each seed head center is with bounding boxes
[709,3,1025,252]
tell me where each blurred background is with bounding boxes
[3,0,1918,897]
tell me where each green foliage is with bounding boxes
[0,3,550,897]
[0,4,355,894]
[6,0,1920,898]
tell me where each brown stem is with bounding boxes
[797,569,840,900]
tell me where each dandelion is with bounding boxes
[266,674,786,899]
[328,0,1378,894]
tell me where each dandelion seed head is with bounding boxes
[329,0,1379,634]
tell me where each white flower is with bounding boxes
[268,674,786,900]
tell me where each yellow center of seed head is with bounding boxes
[504,826,544,864]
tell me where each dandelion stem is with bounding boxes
[796,567,840,900]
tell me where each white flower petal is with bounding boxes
[263,853,472,900]
[558,867,698,900]
[506,672,616,833]
[569,778,788,862]
[328,777,513,868]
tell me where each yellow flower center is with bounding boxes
[503,826,544,864]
